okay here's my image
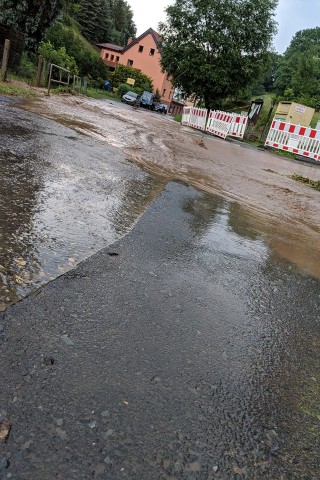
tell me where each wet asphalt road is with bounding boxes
[0,99,165,311]
[0,99,320,479]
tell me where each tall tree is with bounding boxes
[0,0,63,50]
[275,28,320,101]
[109,0,135,44]
[75,0,136,44]
[159,0,278,109]
[76,0,112,43]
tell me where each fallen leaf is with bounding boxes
[15,258,27,267]
[0,419,11,442]
[123,400,129,406]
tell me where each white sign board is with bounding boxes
[295,105,306,114]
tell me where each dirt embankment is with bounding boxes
[18,95,320,277]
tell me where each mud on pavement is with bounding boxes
[18,95,320,280]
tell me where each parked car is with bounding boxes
[154,103,167,114]
[140,91,155,110]
[122,91,138,105]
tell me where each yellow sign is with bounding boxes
[126,78,135,86]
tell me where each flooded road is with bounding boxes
[0,97,320,479]
[0,100,166,311]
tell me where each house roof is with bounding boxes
[96,43,123,52]
[122,28,162,53]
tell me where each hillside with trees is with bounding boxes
[0,0,136,84]
[275,27,320,109]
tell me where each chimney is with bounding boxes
[127,37,133,45]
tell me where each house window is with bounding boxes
[104,53,109,60]
[169,90,172,99]
[166,73,170,80]
[150,48,155,56]
[138,45,144,52]
[127,59,133,66]
[163,89,166,96]
[116,56,120,62]
[111,54,114,61]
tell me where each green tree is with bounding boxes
[74,0,136,44]
[275,28,320,102]
[159,0,278,109]
[76,0,112,43]
[44,19,110,79]
[109,0,136,44]
[0,0,64,50]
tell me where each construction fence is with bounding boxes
[181,106,320,162]
[182,107,248,140]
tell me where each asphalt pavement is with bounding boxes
[1,181,320,479]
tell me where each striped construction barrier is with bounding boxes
[189,107,208,131]
[206,110,233,139]
[265,119,320,161]
[181,107,248,139]
[228,114,248,139]
[206,111,248,139]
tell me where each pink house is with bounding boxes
[97,28,175,107]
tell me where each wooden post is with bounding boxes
[35,55,44,87]
[47,63,53,95]
[1,39,10,82]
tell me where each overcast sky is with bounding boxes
[129,0,320,54]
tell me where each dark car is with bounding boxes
[140,91,155,110]
[154,103,167,114]
[122,91,138,105]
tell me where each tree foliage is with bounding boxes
[44,18,109,79]
[159,0,278,109]
[0,0,63,50]
[275,28,320,108]
[74,0,136,44]
[0,0,136,50]
[39,40,78,74]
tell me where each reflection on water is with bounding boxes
[0,104,166,311]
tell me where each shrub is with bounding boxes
[117,83,130,96]
[39,41,79,75]
[15,52,37,80]
[110,64,153,91]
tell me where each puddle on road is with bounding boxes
[1,100,319,313]
[0,104,166,311]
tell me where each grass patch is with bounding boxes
[0,81,37,97]
[174,113,182,122]
[290,173,320,191]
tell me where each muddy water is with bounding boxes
[0,101,166,311]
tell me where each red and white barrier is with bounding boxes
[181,107,247,139]
[189,107,208,131]
[265,119,320,161]
[206,111,248,139]
[228,114,248,139]
[206,111,233,139]
[181,106,192,126]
